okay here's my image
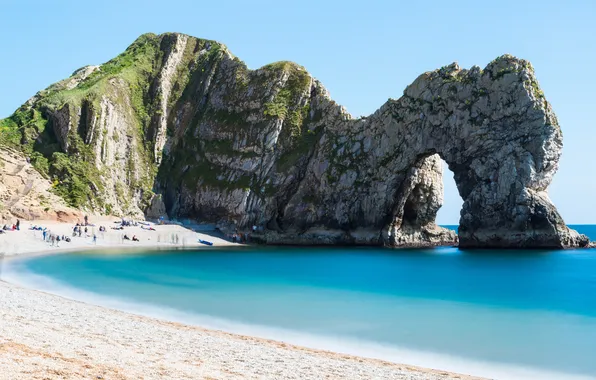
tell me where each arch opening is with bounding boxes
[383,154,459,248]
[436,159,463,232]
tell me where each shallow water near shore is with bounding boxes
[3,225,596,379]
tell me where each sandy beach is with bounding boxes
[0,218,237,257]
[0,220,484,380]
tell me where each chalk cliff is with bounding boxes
[0,32,588,248]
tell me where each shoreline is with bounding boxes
[0,280,485,380]
[0,219,486,379]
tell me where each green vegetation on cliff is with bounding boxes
[0,107,48,151]
[0,32,329,227]
[0,32,323,216]
[0,33,165,211]
[262,61,312,138]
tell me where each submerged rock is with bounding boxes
[0,33,587,248]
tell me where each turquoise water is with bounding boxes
[3,225,596,379]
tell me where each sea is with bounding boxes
[2,225,596,380]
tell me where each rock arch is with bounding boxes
[378,57,587,248]
[261,55,587,248]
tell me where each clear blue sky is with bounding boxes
[1,0,594,224]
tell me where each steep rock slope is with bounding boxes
[0,147,82,223]
[0,32,587,248]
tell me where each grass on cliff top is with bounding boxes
[40,33,161,120]
[262,61,310,120]
[262,61,312,140]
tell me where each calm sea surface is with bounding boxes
[3,225,596,380]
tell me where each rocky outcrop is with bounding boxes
[151,33,188,164]
[0,32,587,248]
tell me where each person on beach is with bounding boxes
[16,220,20,230]
[93,234,97,244]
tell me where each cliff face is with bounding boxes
[0,147,82,223]
[0,32,588,248]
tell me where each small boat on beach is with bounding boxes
[198,239,213,246]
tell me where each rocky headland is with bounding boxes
[0,32,588,248]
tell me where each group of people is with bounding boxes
[228,224,263,243]
[73,224,89,237]
[74,219,149,244]
[1,219,20,232]
[226,225,264,243]
[123,234,140,242]
[230,232,250,243]
[120,219,139,227]
[74,223,104,244]
[42,229,71,246]
[0,216,169,247]
[37,223,96,246]
[2,216,180,247]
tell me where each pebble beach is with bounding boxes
[0,220,483,380]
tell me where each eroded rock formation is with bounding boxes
[0,147,82,223]
[0,32,588,248]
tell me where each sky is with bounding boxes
[1,0,594,224]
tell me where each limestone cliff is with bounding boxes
[0,32,588,248]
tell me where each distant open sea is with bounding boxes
[3,225,596,380]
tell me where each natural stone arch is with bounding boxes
[267,55,587,248]
[380,57,586,248]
